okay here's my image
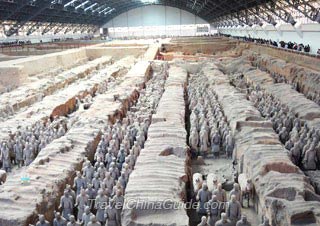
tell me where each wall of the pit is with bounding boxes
[101,5,216,38]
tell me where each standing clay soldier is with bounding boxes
[117,149,126,170]
[67,215,80,226]
[74,171,86,195]
[290,141,301,165]
[95,189,108,224]
[113,190,124,223]
[207,195,220,226]
[226,195,241,226]
[289,124,300,142]
[229,183,242,203]
[123,163,132,178]
[122,136,130,153]
[236,215,251,226]
[285,139,294,151]
[112,181,124,197]
[302,147,317,170]
[215,213,231,226]
[36,215,49,226]
[100,137,109,151]
[284,116,293,132]
[279,127,289,144]
[128,150,136,169]
[76,189,89,221]
[95,149,105,163]
[136,131,145,148]
[132,141,141,157]
[118,173,127,189]
[103,172,114,196]
[14,141,24,167]
[302,139,312,156]
[59,190,74,220]
[109,162,120,179]
[213,184,227,204]
[38,139,46,152]
[86,184,97,200]
[113,134,120,151]
[109,140,117,155]
[53,212,67,226]
[197,216,209,226]
[81,206,94,226]
[1,142,11,172]
[197,184,211,216]
[97,162,107,179]
[190,129,199,152]
[225,131,234,159]
[211,131,221,158]
[142,118,150,137]
[92,173,101,191]
[88,215,101,226]
[220,123,229,144]
[105,149,114,168]
[83,161,95,182]
[200,128,209,155]
[64,184,76,203]
[105,199,119,226]
[23,142,34,166]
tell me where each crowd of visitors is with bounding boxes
[0,40,32,48]
[0,36,92,49]
[221,34,313,54]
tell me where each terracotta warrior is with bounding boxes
[36,214,49,226]
[236,215,251,226]
[53,212,67,226]
[215,213,231,226]
[207,195,220,226]
[197,216,209,226]
[81,206,94,226]
[226,195,241,226]
[95,189,108,224]
[67,215,80,226]
[229,183,242,203]
[213,183,227,204]
[196,184,211,216]
[76,189,89,221]
[59,190,74,220]
[87,215,101,226]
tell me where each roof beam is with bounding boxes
[283,0,320,22]
[4,0,54,36]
